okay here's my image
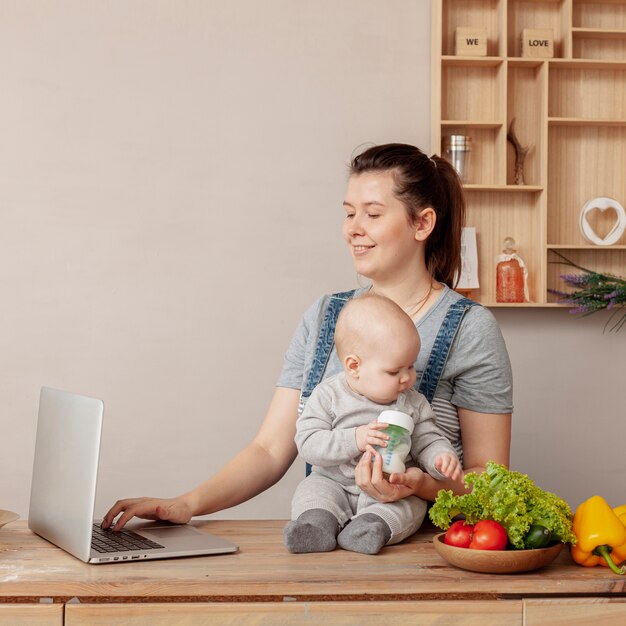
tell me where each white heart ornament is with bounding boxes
[579,197,626,246]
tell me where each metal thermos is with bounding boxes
[443,135,472,182]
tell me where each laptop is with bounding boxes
[28,387,238,564]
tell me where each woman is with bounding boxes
[103,143,512,531]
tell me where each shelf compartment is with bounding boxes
[547,248,626,304]
[507,63,546,186]
[573,0,626,31]
[573,36,626,60]
[442,0,504,57]
[547,125,626,247]
[442,63,505,122]
[464,190,544,304]
[507,0,569,58]
[548,66,626,119]
[442,126,505,185]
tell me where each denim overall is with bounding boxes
[300,289,478,476]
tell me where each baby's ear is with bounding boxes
[344,355,360,378]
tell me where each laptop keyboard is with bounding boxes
[91,524,165,553]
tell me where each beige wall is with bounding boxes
[496,308,623,511]
[1,0,431,520]
[1,1,622,523]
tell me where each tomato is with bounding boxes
[444,520,474,548]
[469,520,508,550]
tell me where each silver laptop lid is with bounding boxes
[28,387,103,562]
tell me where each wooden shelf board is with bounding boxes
[548,117,626,127]
[463,184,543,192]
[572,0,626,5]
[548,244,626,250]
[572,28,626,40]
[549,58,626,70]
[507,58,545,69]
[441,120,503,129]
[503,57,625,69]
[442,55,503,68]
[485,302,563,308]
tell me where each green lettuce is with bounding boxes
[429,461,576,548]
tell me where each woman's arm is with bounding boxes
[102,387,301,530]
[355,408,511,503]
[458,408,511,473]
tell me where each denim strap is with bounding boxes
[300,289,358,401]
[417,297,478,404]
[300,290,357,476]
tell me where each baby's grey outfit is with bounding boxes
[292,373,458,544]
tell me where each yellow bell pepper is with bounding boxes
[571,495,626,575]
[614,505,626,525]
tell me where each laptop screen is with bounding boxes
[28,387,104,562]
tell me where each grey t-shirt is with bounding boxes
[277,285,513,461]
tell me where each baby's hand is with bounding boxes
[435,453,463,481]
[355,420,389,453]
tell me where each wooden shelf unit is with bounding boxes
[432,0,626,307]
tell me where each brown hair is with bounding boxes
[349,143,465,288]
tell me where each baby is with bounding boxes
[284,292,462,555]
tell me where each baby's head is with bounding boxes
[335,293,420,404]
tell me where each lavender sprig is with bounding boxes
[548,252,626,332]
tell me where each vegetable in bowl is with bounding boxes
[429,461,576,549]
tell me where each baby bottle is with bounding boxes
[375,407,414,474]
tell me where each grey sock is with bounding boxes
[284,508,341,553]
[337,513,392,555]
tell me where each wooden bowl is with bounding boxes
[0,510,19,529]
[433,533,563,574]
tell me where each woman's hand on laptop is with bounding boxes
[101,497,193,531]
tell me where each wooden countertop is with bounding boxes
[1,520,625,603]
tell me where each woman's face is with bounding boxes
[342,171,420,283]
